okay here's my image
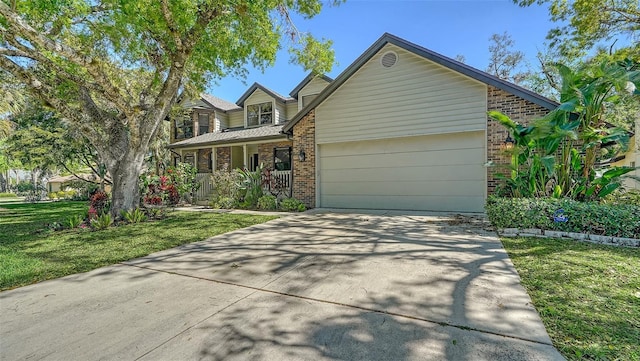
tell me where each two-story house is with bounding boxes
[169,33,559,212]
[167,74,333,200]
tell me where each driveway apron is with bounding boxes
[0,210,564,360]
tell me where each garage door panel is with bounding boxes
[320,194,485,213]
[320,132,484,157]
[322,180,485,197]
[318,132,486,212]
[322,148,484,170]
[322,165,484,183]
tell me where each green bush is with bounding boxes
[56,190,66,199]
[279,197,306,212]
[67,215,84,229]
[0,192,17,198]
[120,208,146,223]
[602,189,640,207]
[90,213,113,230]
[486,196,640,238]
[210,196,237,209]
[257,195,277,211]
[48,192,58,200]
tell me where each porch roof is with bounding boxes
[168,124,287,149]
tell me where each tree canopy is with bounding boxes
[0,0,339,215]
[514,0,639,57]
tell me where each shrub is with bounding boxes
[48,192,58,200]
[120,208,147,223]
[257,195,277,211]
[0,192,17,198]
[88,191,110,218]
[210,166,242,208]
[167,163,200,203]
[279,197,306,212]
[56,190,66,199]
[486,196,640,238]
[90,213,113,230]
[66,215,84,229]
[210,196,237,209]
[602,189,640,207]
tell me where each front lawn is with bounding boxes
[502,237,640,361]
[0,201,277,291]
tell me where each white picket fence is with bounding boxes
[194,173,213,202]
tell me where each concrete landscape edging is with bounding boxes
[498,228,640,247]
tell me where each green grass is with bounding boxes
[502,237,640,361]
[0,201,277,291]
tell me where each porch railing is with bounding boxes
[262,169,292,198]
[194,169,292,202]
[194,173,213,202]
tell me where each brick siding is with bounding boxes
[216,147,231,170]
[258,141,293,170]
[197,148,212,173]
[486,86,551,194]
[292,110,316,208]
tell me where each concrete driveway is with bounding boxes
[1,210,564,360]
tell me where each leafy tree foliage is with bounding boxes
[5,102,104,181]
[0,0,339,216]
[514,0,640,57]
[486,31,527,84]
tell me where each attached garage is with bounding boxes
[284,33,556,212]
[318,131,486,212]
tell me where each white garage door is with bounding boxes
[318,131,486,212]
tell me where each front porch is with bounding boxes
[176,140,293,203]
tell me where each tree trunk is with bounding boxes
[107,149,146,218]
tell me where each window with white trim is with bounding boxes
[247,102,272,127]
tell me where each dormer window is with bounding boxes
[175,117,193,140]
[247,102,272,127]
[198,113,210,135]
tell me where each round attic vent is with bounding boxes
[380,51,398,68]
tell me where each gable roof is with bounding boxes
[283,33,559,133]
[200,93,241,112]
[236,82,295,106]
[289,72,333,98]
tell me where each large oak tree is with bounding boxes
[0,0,337,215]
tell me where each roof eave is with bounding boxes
[167,133,289,149]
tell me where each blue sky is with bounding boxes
[208,0,556,102]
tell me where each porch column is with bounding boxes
[212,147,216,171]
[243,144,248,169]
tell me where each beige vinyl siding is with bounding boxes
[285,102,298,120]
[318,131,486,212]
[181,98,209,109]
[215,111,228,131]
[228,110,244,128]
[315,44,487,144]
[298,77,330,110]
[275,103,286,124]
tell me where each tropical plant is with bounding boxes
[66,215,84,229]
[88,191,110,219]
[490,59,639,201]
[236,165,264,208]
[120,208,147,224]
[90,213,113,231]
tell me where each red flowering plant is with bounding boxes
[140,172,180,208]
[88,190,110,219]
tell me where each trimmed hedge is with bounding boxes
[486,197,640,239]
[0,192,18,198]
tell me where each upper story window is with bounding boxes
[247,102,272,127]
[175,117,193,140]
[198,113,210,135]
